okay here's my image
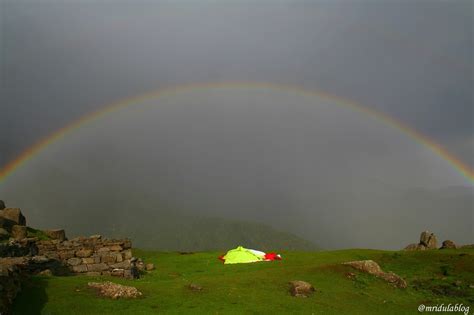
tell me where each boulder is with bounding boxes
[11,225,27,240]
[289,280,315,297]
[342,260,382,274]
[0,200,5,210]
[440,240,457,249]
[420,231,438,249]
[342,260,407,289]
[0,208,26,226]
[44,229,66,241]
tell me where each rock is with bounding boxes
[88,281,142,299]
[378,272,408,289]
[0,228,9,240]
[0,208,26,226]
[111,261,131,269]
[38,269,53,276]
[342,260,407,289]
[145,263,155,271]
[0,216,15,231]
[454,280,462,287]
[123,249,132,259]
[75,249,93,258]
[342,260,383,274]
[97,247,110,254]
[87,263,109,272]
[85,272,101,276]
[289,280,315,297]
[111,268,125,277]
[44,229,66,241]
[58,250,75,260]
[101,254,117,264]
[82,258,95,264]
[67,257,82,266]
[188,283,203,291]
[440,240,457,249]
[109,245,123,251]
[72,264,88,273]
[11,225,27,240]
[404,243,427,251]
[469,284,474,289]
[0,200,5,210]
[420,231,438,249]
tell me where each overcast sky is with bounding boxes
[1,0,472,168]
[0,1,472,249]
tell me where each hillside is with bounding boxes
[12,248,474,314]
[103,213,318,252]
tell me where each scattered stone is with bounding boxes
[440,240,457,249]
[187,283,203,291]
[0,208,26,226]
[11,225,27,240]
[454,280,462,287]
[342,260,407,289]
[469,284,474,289]
[145,263,155,271]
[289,280,315,297]
[44,229,66,241]
[88,281,142,299]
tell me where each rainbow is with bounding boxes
[0,81,472,185]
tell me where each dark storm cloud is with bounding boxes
[1,0,472,168]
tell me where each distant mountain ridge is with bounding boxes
[103,212,319,251]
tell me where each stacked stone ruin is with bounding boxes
[36,235,141,278]
[0,201,152,314]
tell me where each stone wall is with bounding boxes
[36,235,139,279]
[0,260,23,315]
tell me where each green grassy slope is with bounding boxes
[13,249,474,314]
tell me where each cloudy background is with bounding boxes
[0,0,472,249]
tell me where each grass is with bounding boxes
[27,227,52,241]
[13,248,474,314]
